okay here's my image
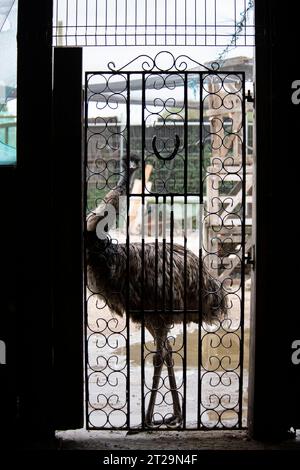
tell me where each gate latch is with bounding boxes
[246,89,254,103]
[244,251,255,268]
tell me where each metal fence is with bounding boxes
[53,0,255,47]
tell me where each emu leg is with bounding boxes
[144,324,182,426]
[164,338,182,425]
[145,330,165,426]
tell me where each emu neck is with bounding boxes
[117,159,133,191]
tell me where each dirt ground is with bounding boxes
[56,429,300,451]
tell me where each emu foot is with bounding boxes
[145,414,182,428]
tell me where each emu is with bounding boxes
[86,155,226,426]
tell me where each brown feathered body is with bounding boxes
[86,233,225,327]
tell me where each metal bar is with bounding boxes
[76,0,78,46]
[175,0,177,46]
[125,0,128,46]
[155,193,159,327]
[105,0,108,46]
[162,194,166,312]
[182,73,188,429]
[234,0,237,46]
[198,72,204,429]
[141,72,146,429]
[85,69,248,77]
[165,0,167,46]
[85,0,88,46]
[244,0,247,45]
[204,0,207,46]
[126,72,131,428]
[145,0,147,45]
[66,0,69,46]
[214,0,217,46]
[155,0,157,46]
[194,0,197,46]
[184,0,187,46]
[135,0,137,45]
[55,0,59,44]
[84,71,89,430]
[239,72,246,428]
[129,192,206,198]
[115,0,117,46]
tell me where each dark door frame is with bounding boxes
[10,0,299,441]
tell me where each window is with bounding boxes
[0,0,17,165]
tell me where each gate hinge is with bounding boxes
[244,252,255,269]
[246,90,254,103]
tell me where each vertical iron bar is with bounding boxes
[66,0,69,46]
[55,0,58,45]
[135,0,137,45]
[184,0,187,46]
[155,0,157,46]
[234,0,237,46]
[165,0,167,46]
[239,72,246,428]
[115,0,117,46]
[162,191,167,423]
[66,0,69,36]
[214,0,217,46]
[194,0,197,46]
[244,0,247,45]
[105,0,108,46]
[145,0,147,46]
[162,193,167,424]
[125,0,128,46]
[183,73,188,429]
[85,0,88,46]
[204,0,207,46]
[95,0,97,46]
[155,194,159,316]
[169,195,174,317]
[175,0,177,46]
[75,0,78,46]
[126,72,131,428]
[84,72,89,429]
[169,193,174,423]
[198,72,204,429]
[162,194,166,310]
[141,73,146,429]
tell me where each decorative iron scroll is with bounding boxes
[152,134,180,161]
[85,54,247,430]
[107,51,219,72]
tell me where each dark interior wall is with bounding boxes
[15,0,54,438]
[271,1,300,431]
[249,0,300,438]
[0,167,17,444]
[0,0,299,444]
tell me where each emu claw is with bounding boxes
[146,414,182,428]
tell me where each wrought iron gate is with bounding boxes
[84,52,247,430]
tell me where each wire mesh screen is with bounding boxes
[53,0,255,47]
